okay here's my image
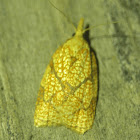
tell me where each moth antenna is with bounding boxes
[48,0,77,31]
[83,21,118,34]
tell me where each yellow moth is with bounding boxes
[34,17,98,134]
[34,0,99,134]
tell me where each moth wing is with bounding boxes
[59,50,98,134]
[34,60,62,127]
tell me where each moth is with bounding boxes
[34,18,98,134]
